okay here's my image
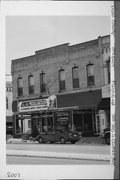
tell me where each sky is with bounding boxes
[5,1,111,81]
[6,16,110,75]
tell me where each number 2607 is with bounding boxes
[7,172,20,178]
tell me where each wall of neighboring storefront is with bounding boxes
[6,81,13,127]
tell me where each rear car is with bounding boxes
[35,129,81,144]
[102,127,110,145]
[6,126,13,135]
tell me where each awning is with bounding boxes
[97,98,110,110]
[57,89,102,110]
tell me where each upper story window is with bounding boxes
[72,66,79,89]
[86,63,95,87]
[6,87,12,92]
[6,97,8,109]
[59,69,65,91]
[17,77,23,97]
[28,75,34,95]
[40,72,46,93]
[106,59,110,84]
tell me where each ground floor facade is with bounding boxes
[12,89,110,138]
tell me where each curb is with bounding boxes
[7,150,110,161]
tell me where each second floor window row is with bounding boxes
[17,63,110,96]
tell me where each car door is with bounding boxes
[47,131,56,142]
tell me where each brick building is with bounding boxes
[11,35,110,138]
[6,81,13,127]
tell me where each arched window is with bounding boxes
[17,77,23,97]
[86,63,95,87]
[40,72,46,93]
[72,66,79,89]
[59,69,65,91]
[28,75,34,95]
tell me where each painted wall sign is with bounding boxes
[18,95,56,112]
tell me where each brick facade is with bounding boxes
[11,35,110,137]
[11,35,110,101]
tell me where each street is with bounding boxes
[7,143,110,155]
[6,143,110,165]
[6,155,109,165]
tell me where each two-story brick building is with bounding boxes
[6,81,13,128]
[11,35,110,138]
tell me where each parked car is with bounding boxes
[35,129,81,144]
[6,126,13,135]
[102,127,110,145]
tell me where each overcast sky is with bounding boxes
[6,16,110,75]
[5,1,111,80]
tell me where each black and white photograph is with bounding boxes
[0,1,119,179]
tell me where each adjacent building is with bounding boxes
[11,35,110,138]
[6,81,13,127]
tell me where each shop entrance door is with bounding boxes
[95,114,100,134]
[73,114,83,131]
[83,113,93,132]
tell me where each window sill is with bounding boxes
[73,87,80,90]
[58,89,67,93]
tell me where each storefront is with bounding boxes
[13,95,56,138]
[57,89,102,136]
[97,85,110,134]
[12,95,74,138]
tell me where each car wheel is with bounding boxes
[60,137,65,144]
[105,134,110,145]
[38,137,43,144]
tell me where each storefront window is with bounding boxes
[16,118,23,134]
[55,111,71,130]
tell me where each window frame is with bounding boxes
[28,75,34,95]
[59,69,66,91]
[17,77,23,97]
[72,66,79,89]
[86,63,95,87]
[40,72,46,93]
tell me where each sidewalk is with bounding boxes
[6,137,110,162]
[7,149,110,161]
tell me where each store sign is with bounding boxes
[102,84,110,98]
[18,95,56,112]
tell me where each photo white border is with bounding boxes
[0,1,114,179]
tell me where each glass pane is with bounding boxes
[87,65,94,76]
[18,87,23,96]
[40,73,45,84]
[59,70,65,81]
[29,86,34,94]
[60,80,65,90]
[88,76,95,86]
[73,67,79,79]
[17,78,23,88]
[73,78,79,88]
[29,76,34,86]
